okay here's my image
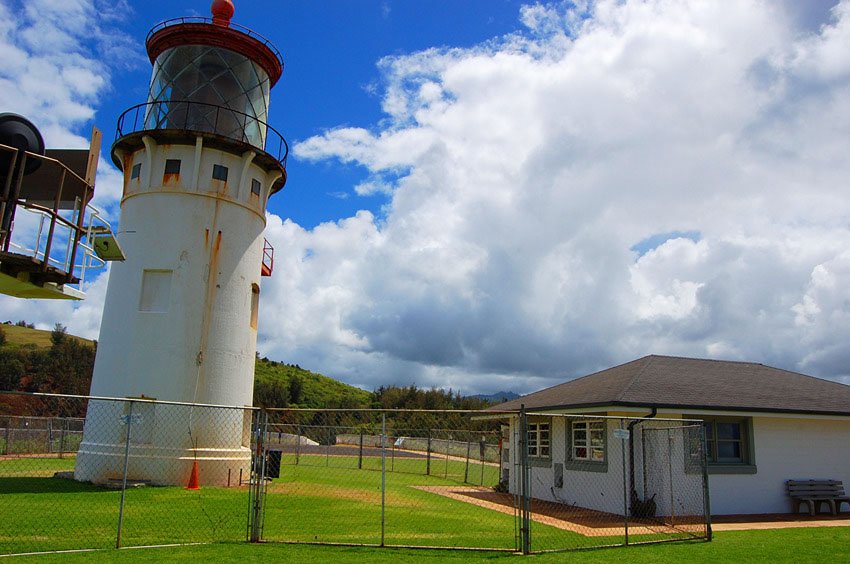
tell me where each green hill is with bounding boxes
[2,325,497,413]
[253,357,371,409]
[1,322,370,410]
[1,323,94,349]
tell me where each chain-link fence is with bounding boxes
[0,392,256,555]
[516,413,711,552]
[253,409,710,553]
[255,408,513,550]
[0,393,710,555]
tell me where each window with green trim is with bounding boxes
[685,416,756,474]
[572,420,605,462]
[527,422,550,458]
[704,419,750,463]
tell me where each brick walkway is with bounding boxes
[416,485,850,536]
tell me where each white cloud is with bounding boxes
[0,0,128,336]
[8,0,850,397]
[0,0,135,146]
[263,0,850,393]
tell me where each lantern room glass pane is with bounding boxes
[145,45,271,149]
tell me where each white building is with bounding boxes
[75,1,287,486]
[492,355,850,516]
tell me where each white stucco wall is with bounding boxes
[506,411,850,516]
[709,416,850,515]
[506,416,632,516]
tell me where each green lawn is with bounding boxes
[281,450,501,486]
[3,453,847,562]
[0,457,247,555]
[264,459,517,548]
[7,528,850,563]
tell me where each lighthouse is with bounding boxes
[75,0,287,485]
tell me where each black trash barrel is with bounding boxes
[266,450,282,479]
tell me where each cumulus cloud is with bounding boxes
[262,0,850,393]
[6,0,850,396]
[0,0,131,333]
[0,0,137,146]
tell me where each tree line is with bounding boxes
[0,323,96,416]
[370,385,495,410]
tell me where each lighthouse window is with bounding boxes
[212,164,229,181]
[164,159,181,174]
[131,163,142,180]
[251,179,262,196]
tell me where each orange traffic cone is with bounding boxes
[186,460,200,490]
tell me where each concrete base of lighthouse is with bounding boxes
[74,400,252,487]
[74,446,251,487]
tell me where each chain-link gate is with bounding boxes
[519,412,711,552]
[250,409,710,553]
[251,408,517,551]
[247,409,268,543]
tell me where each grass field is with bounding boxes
[1,453,522,554]
[4,452,845,562]
[7,528,850,563]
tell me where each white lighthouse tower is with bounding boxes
[75,0,286,485]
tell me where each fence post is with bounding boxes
[620,418,629,547]
[4,418,10,455]
[58,418,67,459]
[464,440,471,483]
[701,423,713,541]
[480,436,486,485]
[47,418,53,454]
[116,401,135,549]
[380,413,386,547]
[325,418,331,467]
[359,430,364,470]
[444,435,450,478]
[295,424,301,465]
[426,429,431,476]
[668,430,675,527]
[249,409,268,542]
[519,406,530,555]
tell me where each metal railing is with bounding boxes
[6,202,110,289]
[0,144,113,293]
[146,17,284,71]
[261,238,274,276]
[115,100,288,168]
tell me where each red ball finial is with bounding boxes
[211,0,234,26]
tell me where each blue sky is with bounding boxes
[98,0,529,229]
[3,0,850,395]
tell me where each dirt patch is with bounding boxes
[412,485,692,537]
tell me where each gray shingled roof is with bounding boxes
[489,355,850,416]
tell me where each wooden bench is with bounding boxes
[787,479,850,516]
